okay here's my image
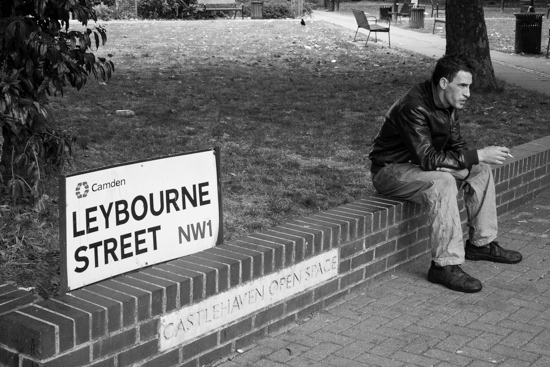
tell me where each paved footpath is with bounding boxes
[213,189,550,367]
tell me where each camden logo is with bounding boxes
[75,182,90,199]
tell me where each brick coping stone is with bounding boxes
[1,135,549,367]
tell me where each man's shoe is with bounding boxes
[427,261,482,293]
[465,240,522,264]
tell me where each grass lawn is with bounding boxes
[2,9,550,298]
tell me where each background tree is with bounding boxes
[0,0,114,205]
[446,0,499,90]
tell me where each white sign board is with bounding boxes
[60,149,222,291]
[159,248,339,351]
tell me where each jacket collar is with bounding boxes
[429,77,449,110]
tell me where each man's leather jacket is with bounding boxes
[369,78,479,175]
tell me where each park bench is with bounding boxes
[195,0,244,19]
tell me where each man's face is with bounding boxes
[440,70,472,109]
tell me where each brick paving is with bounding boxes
[213,189,550,367]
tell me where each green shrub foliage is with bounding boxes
[93,3,137,20]
[93,3,115,20]
[138,0,195,19]
[0,0,114,204]
[136,0,311,19]
[243,0,313,19]
[259,0,293,18]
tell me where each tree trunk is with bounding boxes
[446,0,499,90]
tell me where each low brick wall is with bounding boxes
[1,136,549,367]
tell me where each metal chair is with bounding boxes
[351,9,391,48]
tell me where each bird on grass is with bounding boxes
[301,19,305,26]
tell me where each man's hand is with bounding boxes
[436,167,469,180]
[478,146,511,165]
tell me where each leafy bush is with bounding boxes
[95,4,138,20]
[0,0,114,204]
[112,8,139,19]
[137,0,310,19]
[303,1,314,15]
[94,3,115,20]
[99,0,116,6]
[260,0,293,18]
[304,0,319,11]
[243,0,312,19]
[138,0,195,19]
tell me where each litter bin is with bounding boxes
[514,13,543,54]
[326,0,334,12]
[379,5,392,22]
[409,7,425,28]
[251,0,263,19]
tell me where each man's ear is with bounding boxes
[439,77,448,90]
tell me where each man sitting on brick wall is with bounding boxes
[368,55,522,293]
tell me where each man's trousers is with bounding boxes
[372,163,497,266]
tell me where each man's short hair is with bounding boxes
[432,55,474,85]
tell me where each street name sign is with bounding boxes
[60,148,222,291]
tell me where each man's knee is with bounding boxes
[468,162,493,183]
[426,172,458,197]
[434,171,458,187]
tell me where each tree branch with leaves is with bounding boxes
[0,0,114,205]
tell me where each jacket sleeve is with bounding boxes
[445,111,467,151]
[445,111,479,167]
[395,105,478,171]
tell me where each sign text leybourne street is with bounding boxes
[60,149,222,291]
